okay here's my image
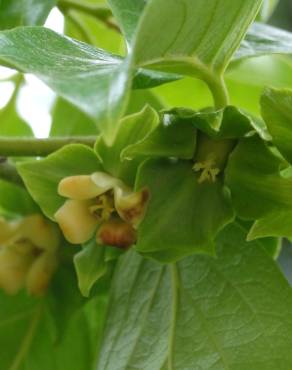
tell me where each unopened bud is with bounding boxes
[0,245,34,295]
[26,252,58,297]
[97,220,137,249]
[19,215,60,252]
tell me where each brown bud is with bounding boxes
[97,220,137,249]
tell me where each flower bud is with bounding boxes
[19,215,60,252]
[0,244,34,295]
[26,252,58,296]
[97,219,137,249]
[0,218,20,245]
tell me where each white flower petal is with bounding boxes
[58,175,102,200]
[54,199,98,244]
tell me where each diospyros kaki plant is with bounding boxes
[2,0,292,369]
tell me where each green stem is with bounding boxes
[168,264,179,370]
[0,158,24,186]
[58,0,120,32]
[0,136,97,157]
[207,75,229,110]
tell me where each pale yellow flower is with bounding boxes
[55,172,149,248]
[0,214,60,296]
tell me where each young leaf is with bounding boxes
[74,238,107,297]
[248,212,292,241]
[225,136,292,219]
[135,158,234,262]
[121,120,197,161]
[131,0,262,76]
[163,105,269,140]
[97,222,292,370]
[0,0,56,29]
[96,106,159,185]
[50,98,98,137]
[0,94,33,137]
[17,144,102,219]
[234,23,292,62]
[107,0,145,44]
[261,87,292,164]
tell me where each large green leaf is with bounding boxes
[97,222,292,370]
[17,144,102,219]
[0,27,130,143]
[131,0,262,78]
[261,87,292,164]
[0,27,178,142]
[225,136,292,219]
[234,23,292,62]
[0,0,56,29]
[135,159,234,262]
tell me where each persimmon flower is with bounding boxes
[54,172,149,248]
[0,214,60,296]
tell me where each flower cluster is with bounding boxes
[54,172,149,248]
[0,214,60,296]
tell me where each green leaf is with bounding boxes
[97,222,292,370]
[261,87,292,164]
[96,106,159,185]
[132,0,262,76]
[0,180,38,216]
[0,27,131,143]
[225,136,292,219]
[17,144,102,219]
[248,212,292,241]
[0,0,56,29]
[135,159,234,262]
[0,27,179,142]
[234,23,292,62]
[164,105,269,140]
[107,0,145,44]
[0,94,33,137]
[126,89,164,116]
[50,98,98,137]
[74,238,107,297]
[121,118,197,161]
[0,263,105,370]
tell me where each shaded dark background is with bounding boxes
[270,0,292,30]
